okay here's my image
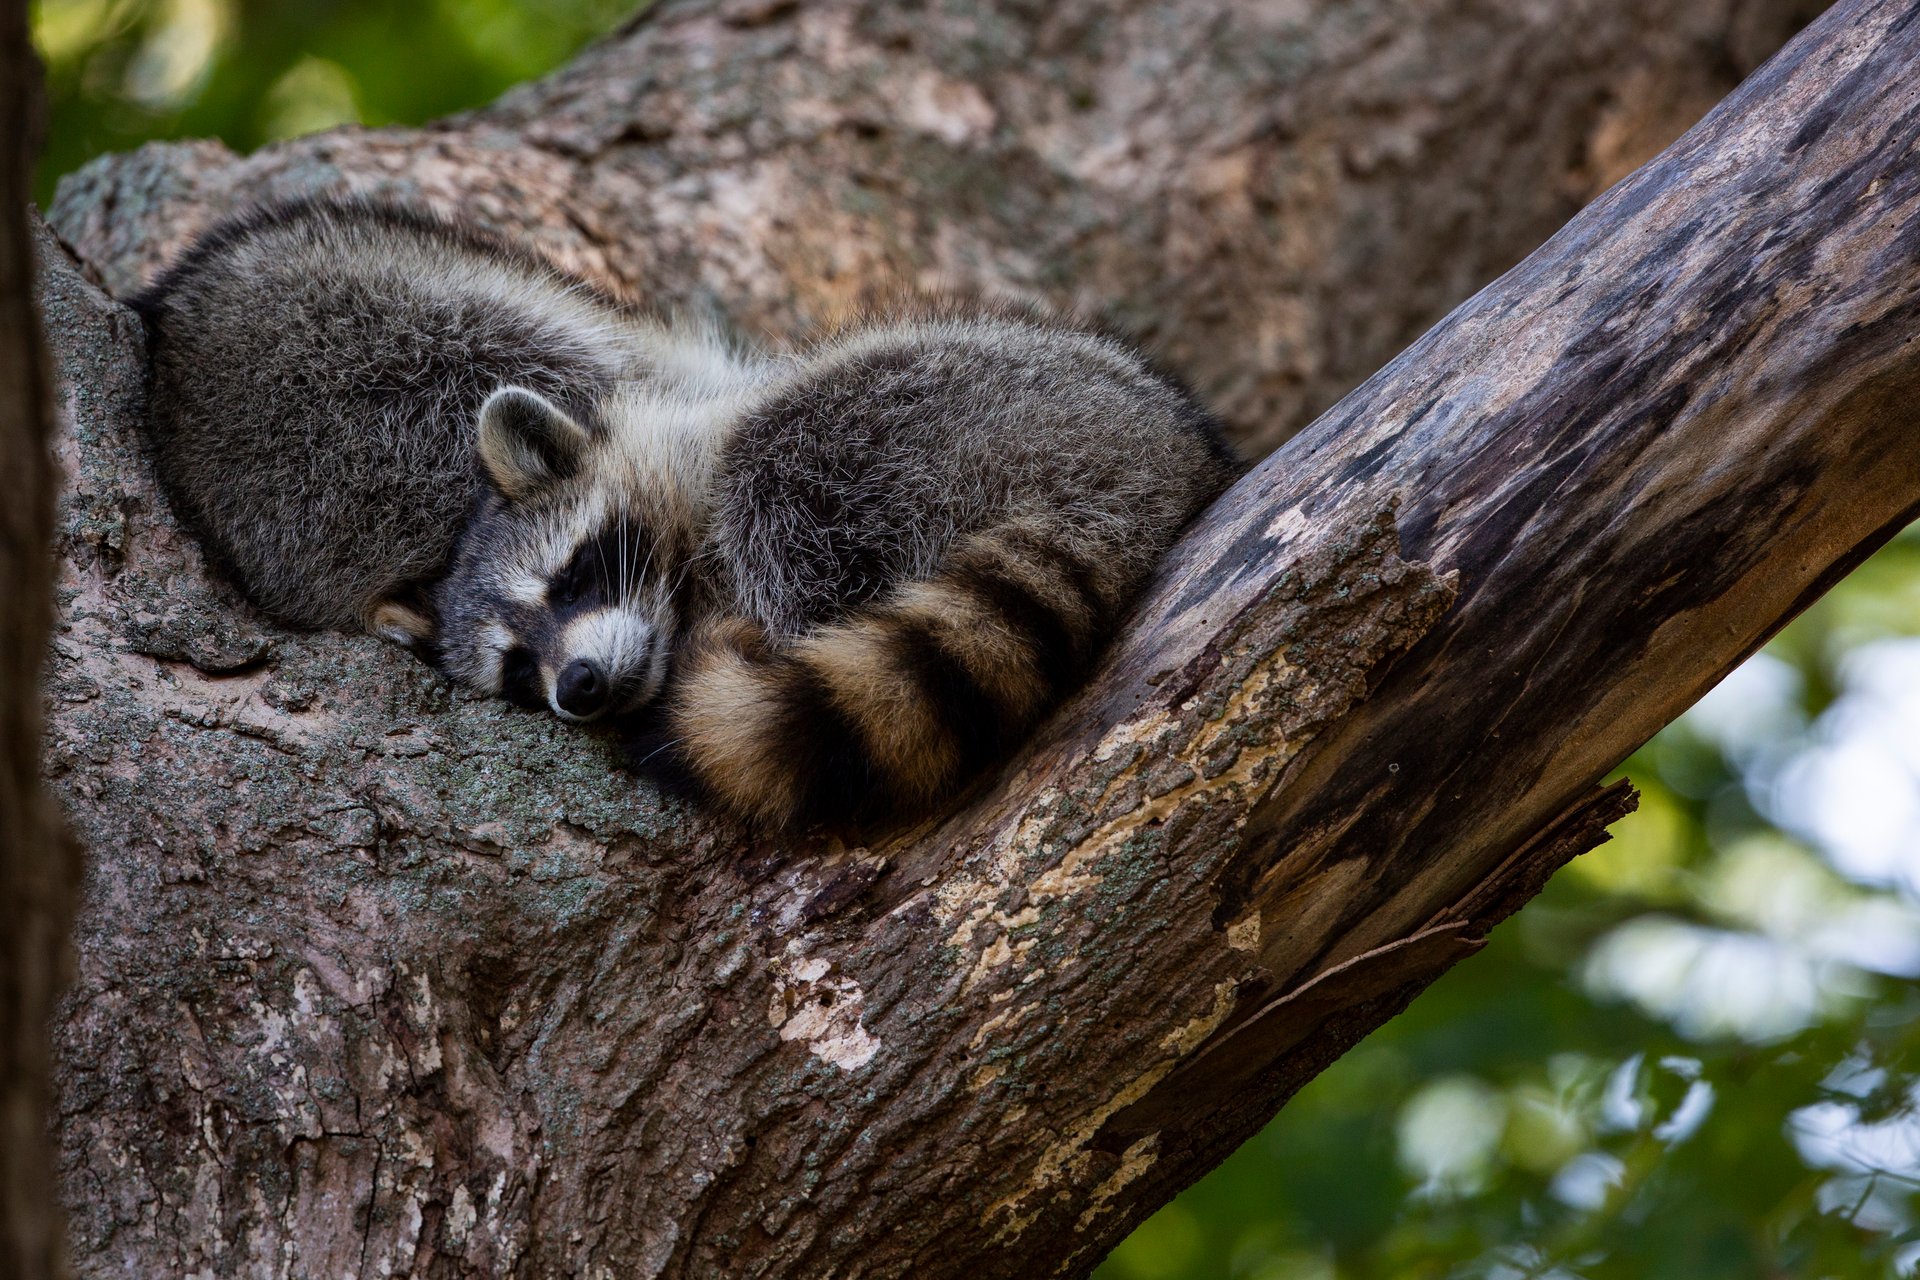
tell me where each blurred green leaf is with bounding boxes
[30,0,646,205]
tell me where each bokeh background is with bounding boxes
[29,0,633,205]
[31,2,1920,1276]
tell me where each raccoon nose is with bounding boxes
[556,659,610,717]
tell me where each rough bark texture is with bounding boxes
[3,2,77,1278]
[34,0,1920,1276]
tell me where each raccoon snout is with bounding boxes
[556,659,611,718]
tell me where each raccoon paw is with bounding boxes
[368,594,440,663]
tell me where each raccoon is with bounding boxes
[434,306,1241,828]
[129,196,664,643]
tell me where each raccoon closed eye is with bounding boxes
[551,557,588,607]
[554,521,653,608]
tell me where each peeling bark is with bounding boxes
[34,0,1920,1277]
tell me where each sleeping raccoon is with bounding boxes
[434,306,1241,828]
[136,198,1236,827]
[129,196,665,643]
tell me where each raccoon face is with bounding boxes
[434,387,680,723]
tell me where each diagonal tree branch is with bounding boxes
[33,0,1920,1276]
[1042,0,1920,1238]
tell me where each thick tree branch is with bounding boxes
[35,0,1920,1277]
[1066,0,1920,1223]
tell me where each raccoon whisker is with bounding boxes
[666,551,695,599]
[635,535,656,604]
[599,543,612,602]
[621,494,638,602]
[630,735,686,771]
[607,493,622,603]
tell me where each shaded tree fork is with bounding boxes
[24,0,1920,1275]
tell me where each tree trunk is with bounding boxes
[34,0,1920,1277]
[3,2,77,1278]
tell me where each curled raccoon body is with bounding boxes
[437,307,1240,828]
[130,197,662,638]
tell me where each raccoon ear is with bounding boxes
[476,386,591,501]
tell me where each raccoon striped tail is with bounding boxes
[669,520,1124,829]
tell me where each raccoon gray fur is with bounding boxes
[434,304,1241,829]
[130,196,663,640]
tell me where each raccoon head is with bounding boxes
[434,386,684,722]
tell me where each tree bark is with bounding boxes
[33,0,1920,1277]
[3,2,77,1278]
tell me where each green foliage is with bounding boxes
[31,6,1920,1276]
[1101,525,1920,1280]
[31,0,641,205]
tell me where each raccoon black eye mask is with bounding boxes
[136,196,1242,829]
